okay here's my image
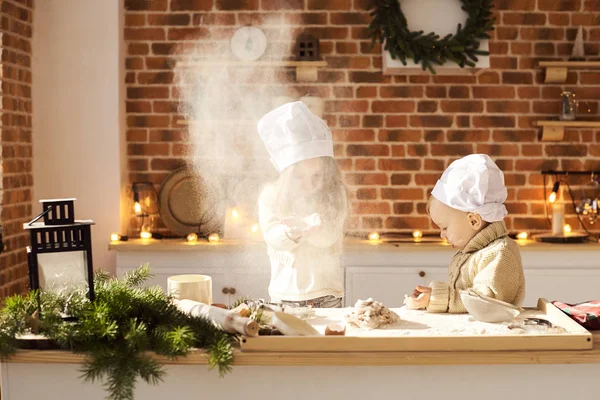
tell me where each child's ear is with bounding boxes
[467,213,484,231]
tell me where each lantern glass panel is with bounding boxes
[37,251,90,297]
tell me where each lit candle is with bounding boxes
[208,233,220,243]
[231,208,240,219]
[516,232,528,240]
[187,233,198,242]
[251,224,259,233]
[368,232,380,241]
[563,224,572,234]
[134,202,142,215]
[412,230,423,239]
[140,231,152,239]
[110,233,120,242]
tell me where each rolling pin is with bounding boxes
[176,299,259,337]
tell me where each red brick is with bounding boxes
[440,100,483,113]
[503,13,546,25]
[513,218,549,230]
[473,116,515,128]
[534,43,555,56]
[410,116,453,128]
[345,173,389,185]
[308,0,351,9]
[262,0,303,9]
[385,115,408,127]
[347,144,389,157]
[372,101,415,113]
[502,71,533,85]
[151,158,187,170]
[127,87,170,99]
[430,144,474,157]
[355,159,376,171]
[380,86,423,98]
[432,76,476,84]
[129,159,148,171]
[173,144,193,156]
[127,143,170,156]
[326,56,370,69]
[510,42,532,56]
[490,56,518,69]
[424,159,445,171]
[125,57,144,69]
[486,101,530,113]
[385,217,430,230]
[493,130,537,142]
[216,0,258,10]
[126,101,152,113]
[426,86,447,98]
[472,86,515,99]
[137,72,174,84]
[339,115,360,128]
[124,28,165,41]
[447,131,490,142]
[489,42,509,55]
[539,0,581,11]
[356,86,377,98]
[148,13,191,25]
[495,0,535,10]
[149,130,187,142]
[363,115,383,128]
[193,13,236,25]
[382,188,423,200]
[548,13,570,25]
[476,144,519,156]
[336,41,358,54]
[330,12,370,24]
[352,202,391,215]
[407,144,429,157]
[517,87,540,99]
[545,145,588,157]
[168,27,209,40]
[349,71,390,83]
[361,217,383,229]
[390,174,411,185]
[417,101,437,113]
[515,159,559,171]
[126,129,148,142]
[533,101,560,114]
[128,43,149,55]
[520,27,564,41]
[125,0,168,11]
[391,145,406,157]
[127,115,171,128]
[326,100,369,113]
[332,129,375,142]
[125,14,146,26]
[379,159,421,171]
[414,173,439,186]
[356,188,378,200]
[496,27,519,40]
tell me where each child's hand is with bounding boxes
[403,286,432,310]
[302,213,323,237]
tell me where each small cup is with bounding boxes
[167,274,213,304]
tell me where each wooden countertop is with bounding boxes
[6,332,600,366]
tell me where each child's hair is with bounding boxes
[273,157,348,221]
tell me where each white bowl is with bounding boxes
[460,291,521,323]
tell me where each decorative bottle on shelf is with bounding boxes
[559,91,578,121]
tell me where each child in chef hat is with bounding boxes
[257,101,348,308]
[404,154,526,313]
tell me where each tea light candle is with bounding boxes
[368,232,380,241]
[516,232,528,240]
[186,233,198,242]
[563,224,572,234]
[412,230,423,239]
[110,233,120,242]
[208,233,220,243]
[140,231,152,239]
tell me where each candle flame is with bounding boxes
[208,233,220,242]
[140,231,152,239]
[231,208,240,219]
[110,233,120,242]
[368,232,380,241]
[187,233,198,242]
[134,202,142,214]
[563,224,572,234]
[412,230,423,239]
[548,192,556,204]
[516,232,528,240]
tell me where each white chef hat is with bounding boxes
[257,101,333,172]
[431,154,508,222]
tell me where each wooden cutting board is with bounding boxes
[240,299,593,352]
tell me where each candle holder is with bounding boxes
[129,182,159,238]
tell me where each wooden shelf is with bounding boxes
[176,60,327,82]
[539,61,600,83]
[536,120,600,141]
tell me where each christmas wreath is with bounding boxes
[368,0,495,73]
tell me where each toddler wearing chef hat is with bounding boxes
[256,101,348,308]
[404,154,525,313]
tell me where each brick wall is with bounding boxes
[124,0,600,237]
[0,0,34,296]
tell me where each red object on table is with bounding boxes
[552,300,600,330]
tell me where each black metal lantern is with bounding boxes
[24,199,95,300]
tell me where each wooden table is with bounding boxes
[2,333,599,400]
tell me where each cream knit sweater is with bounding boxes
[427,221,526,313]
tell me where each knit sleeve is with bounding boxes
[258,186,301,252]
[468,246,525,307]
[426,281,450,313]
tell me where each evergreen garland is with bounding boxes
[0,265,235,400]
[368,0,495,74]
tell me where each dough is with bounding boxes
[344,298,400,329]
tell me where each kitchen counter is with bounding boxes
[3,333,599,400]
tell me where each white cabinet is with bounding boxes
[344,266,446,307]
[524,269,600,307]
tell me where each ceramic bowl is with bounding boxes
[460,291,521,323]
